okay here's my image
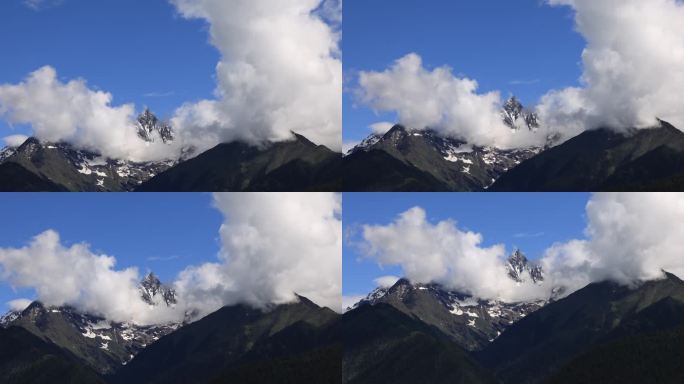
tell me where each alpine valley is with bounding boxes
[344,250,684,384]
[0,273,342,384]
[344,97,684,191]
[0,110,342,192]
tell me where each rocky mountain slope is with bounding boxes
[344,97,544,191]
[491,119,684,191]
[0,326,105,384]
[136,133,342,192]
[0,111,176,192]
[343,303,496,384]
[501,97,540,131]
[0,273,182,375]
[350,250,547,351]
[0,109,342,192]
[111,295,340,384]
[479,272,684,384]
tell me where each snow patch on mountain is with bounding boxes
[349,250,551,346]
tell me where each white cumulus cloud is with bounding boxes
[175,192,342,315]
[360,206,548,302]
[0,67,178,162]
[539,0,684,132]
[356,193,684,303]
[357,53,567,149]
[0,193,342,322]
[1,0,342,160]
[0,230,179,325]
[169,0,342,152]
[541,193,684,294]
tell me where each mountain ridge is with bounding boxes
[479,271,684,383]
[491,119,684,191]
[136,132,342,192]
[350,250,548,351]
[0,273,183,375]
[344,97,545,191]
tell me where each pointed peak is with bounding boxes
[17,137,41,149]
[386,124,408,135]
[392,277,413,288]
[289,131,316,147]
[139,273,177,306]
[502,97,540,131]
[142,272,160,284]
[136,109,174,144]
[21,301,45,314]
[505,95,521,106]
[508,249,529,264]
[662,270,684,283]
[503,96,523,111]
[293,293,319,308]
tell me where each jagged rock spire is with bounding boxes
[136,109,174,143]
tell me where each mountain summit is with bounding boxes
[0,109,176,192]
[502,97,540,131]
[136,132,342,192]
[350,250,548,351]
[480,272,684,384]
[491,119,684,191]
[506,249,544,284]
[0,273,183,374]
[136,109,174,144]
[139,273,177,307]
[343,97,544,191]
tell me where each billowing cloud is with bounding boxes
[357,53,567,149]
[541,193,684,294]
[0,193,342,323]
[0,67,178,162]
[539,0,684,132]
[360,207,548,302]
[169,0,342,152]
[357,193,684,303]
[0,230,180,325]
[175,192,342,315]
[1,0,341,160]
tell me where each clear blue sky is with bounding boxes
[343,193,590,297]
[0,193,224,311]
[0,0,218,139]
[343,0,586,145]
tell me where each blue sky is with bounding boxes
[0,193,223,311]
[0,0,218,138]
[343,192,590,298]
[343,0,586,145]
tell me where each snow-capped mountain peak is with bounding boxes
[0,132,177,191]
[350,276,546,350]
[139,272,177,307]
[506,249,544,284]
[136,109,174,144]
[502,96,540,131]
[348,249,551,350]
[0,273,183,373]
